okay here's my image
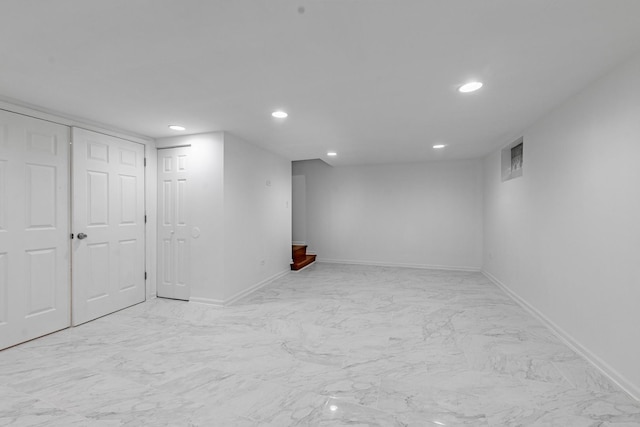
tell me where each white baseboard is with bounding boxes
[317,258,480,272]
[189,296,225,307]
[224,269,289,306]
[292,241,306,246]
[291,261,316,273]
[482,270,640,402]
[190,269,289,307]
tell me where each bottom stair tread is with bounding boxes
[291,254,316,271]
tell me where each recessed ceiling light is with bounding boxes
[272,111,288,118]
[459,81,483,93]
[433,144,446,149]
[168,125,186,131]
[327,151,337,156]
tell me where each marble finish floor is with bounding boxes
[1,263,639,426]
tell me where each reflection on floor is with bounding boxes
[1,263,639,426]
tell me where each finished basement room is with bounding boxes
[1,1,640,425]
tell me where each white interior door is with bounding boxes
[157,146,190,300]
[72,128,145,325]
[0,110,70,350]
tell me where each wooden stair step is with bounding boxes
[292,245,307,262]
[292,244,308,263]
[291,254,316,271]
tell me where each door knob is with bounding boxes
[77,233,88,240]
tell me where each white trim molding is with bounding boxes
[189,269,290,307]
[483,270,640,402]
[225,269,289,306]
[0,97,153,144]
[189,297,225,307]
[317,258,480,272]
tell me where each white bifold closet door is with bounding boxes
[71,128,145,325]
[157,146,190,300]
[0,110,71,350]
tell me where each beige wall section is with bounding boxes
[156,132,291,305]
[293,158,483,270]
[483,52,640,399]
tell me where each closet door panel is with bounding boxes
[0,110,70,350]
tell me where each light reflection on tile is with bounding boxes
[1,263,639,426]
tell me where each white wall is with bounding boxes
[156,133,225,303]
[293,159,483,270]
[156,132,291,304]
[223,134,292,301]
[483,52,640,399]
[291,174,306,244]
[144,141,158,298]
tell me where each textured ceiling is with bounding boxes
[1,0,640,165]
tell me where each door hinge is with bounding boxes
[144,158,147,167]
[144,271,147,280]
[144,214,147,224]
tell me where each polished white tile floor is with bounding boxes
[1,263,639,426]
